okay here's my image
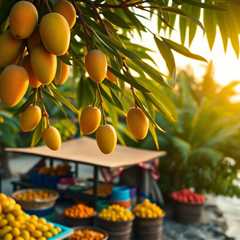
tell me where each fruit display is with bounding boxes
[0,0,153,155]
[171,189,206,205]
[13,189,58,202]
[64,204,95,219]
[69,228,107,240]
[133,199,165,219]
[38,163,71,176]
[0,193,61,239]
[99,205,134,222]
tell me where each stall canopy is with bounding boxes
[6,137,165,168]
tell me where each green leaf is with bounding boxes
[109,67,151,93]
[162,38,207,62]
[204,1,217,49]
[154,36,176,84]
[31,118,44,147]
[48,84,79,114]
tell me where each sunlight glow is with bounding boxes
[133,15,240,87]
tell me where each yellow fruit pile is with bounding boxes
[14,190,56,202]
[99,205,134,222]
[0,193,61,240]
[133,199,165,219]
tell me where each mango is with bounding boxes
[54,0,76,29]
[27,29,41,52]
[40,13,70,56]
[30,46,57,84]
[127,107,149,140]
[85,49,107,83]
[19,105,42,132]
[0,31,23,68]
[0,65,29,107]
[23,55,41,88]
[107,69,118,84]
[43,126,61,151]
[54,61,70,85]
[80,106,101,135]
[96,124,117,154]
[9,1,38,39]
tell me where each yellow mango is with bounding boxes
[0,65,29,107]
[54,0,76,28]
[40,13,70,56]
[43,126,61,151]
[23,55,41,88]
[85,49,107,83]
[127,107,149,140]
[96,124,117,154]
[80,106,101,135]
[9,1,38,39]
[30,46,57,84]
[0,31,23,68]
[19,105,42,132]
[54,61,70,85]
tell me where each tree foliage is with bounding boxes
[133,64,240,197]
[0,0,239,149]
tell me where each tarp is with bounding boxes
[5,137,165,168]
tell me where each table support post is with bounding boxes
[93,166,99,209]
[74,163,79,178]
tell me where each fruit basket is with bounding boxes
[96,205,134,240]
[133,199,165,240]
[68,226,109,240]
[12,188,59,211]
[171,189,205,224]
[63,203,96,227]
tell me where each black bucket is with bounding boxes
[96,217,133,240]
[174,202,203,224]
[134,217,163,240]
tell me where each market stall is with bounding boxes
[4,137,166,239]
[6,137,165,204]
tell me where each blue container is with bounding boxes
[111,186,131,201]
[44,175,61,189]
[49,222,73,240]
[30,172,44,186]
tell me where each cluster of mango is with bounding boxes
[0,193,61,240]
[0,0,75,151]
[0,0,150,154]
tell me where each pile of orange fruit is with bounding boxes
[64,203,95,219]
[69,228,106,240]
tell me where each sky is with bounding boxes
[132,13,240,87]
